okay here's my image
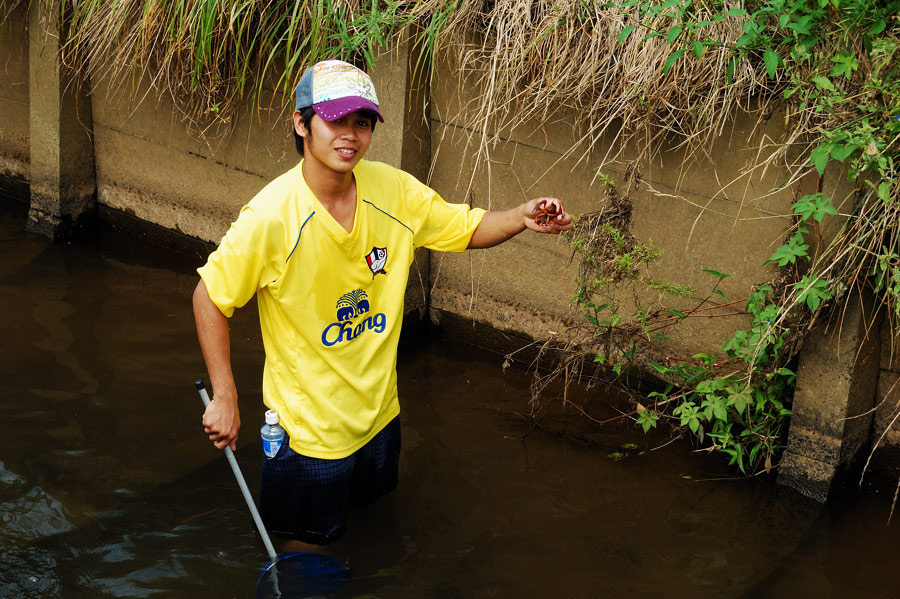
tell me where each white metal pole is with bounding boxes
[195,380,279,564]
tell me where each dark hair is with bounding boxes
[294,107,316,156]
[293,108,378,157]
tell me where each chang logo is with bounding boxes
[321,288,387,347]
[336,289,369,321]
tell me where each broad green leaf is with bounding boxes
[877,180,892,202]
[810,144,831,174]
[667,25,682,43]
[691,41,704,58]
[731,392,750,414]
[829,143,856,162]
[793,193,837,222]
[713,402,728,421]
[811,76,834,91]
[763,48,781,79]
[749,443,761,465]
[618,25,636,44]
[663,48,689,74]
[637,410,659,433]
[795,275,832,311]
[829,51,858,78]
[701,269,732,280]
[766,240,809,266]
[667,308,686,319]
[815,204,837,222]
[870,17,887,35]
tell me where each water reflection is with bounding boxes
[0,199,898,598]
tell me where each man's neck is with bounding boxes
[301,160,357,232]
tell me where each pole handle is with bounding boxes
[195,379,279,564]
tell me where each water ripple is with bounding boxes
[0,486,71,543]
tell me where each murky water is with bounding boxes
[1,198,898,598]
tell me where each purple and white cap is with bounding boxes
[294,60,384,123]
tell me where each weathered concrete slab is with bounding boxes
[425,107,796,356]
[26,1,96,239]
[881,320,900,373]
[426,118,586,342]
[366,29,432,319]
[778,292,881,501]
[874,323,900,450]
[0,3,29,184]
[874,370,900,446]
[88,72,288,244]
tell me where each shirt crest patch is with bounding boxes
[365,246,388,278]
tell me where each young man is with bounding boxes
[193,60,572,552]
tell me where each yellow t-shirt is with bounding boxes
[198,159,486,459]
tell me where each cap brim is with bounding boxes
[313,97,384,123]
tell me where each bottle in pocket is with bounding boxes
[260,410,285,458]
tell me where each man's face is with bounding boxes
[294,110,374,176]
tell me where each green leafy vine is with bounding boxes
[556,0,899,475]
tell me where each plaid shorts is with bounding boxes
[258,416,401,545]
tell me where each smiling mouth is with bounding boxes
[336,148,357,156]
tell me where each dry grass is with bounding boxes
[414,0,772,177]
[53,0,409,136]
[39,0,777,157]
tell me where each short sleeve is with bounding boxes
[197,205,285,318]
[408,180,486,252]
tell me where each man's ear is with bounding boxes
[293,110,307,138]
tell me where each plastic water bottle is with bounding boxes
[260,410,285,459]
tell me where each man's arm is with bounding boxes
[467,197,572,249]
[193,279,241,450]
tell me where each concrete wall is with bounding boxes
[27,0,96,236]
[778,291,883,500]
[89,74,290,243]
[425,53,796,359]
[0,2,29,185]
[88,34,429,247]
[875,320,900,453]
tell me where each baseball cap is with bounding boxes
[294,60,384,123]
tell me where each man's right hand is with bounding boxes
[194,279,241,451]
[202,394,241,451]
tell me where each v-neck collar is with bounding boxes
[299,161,365,247]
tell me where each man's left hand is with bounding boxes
[523,197,573,233]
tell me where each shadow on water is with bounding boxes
[1,198,899,598]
